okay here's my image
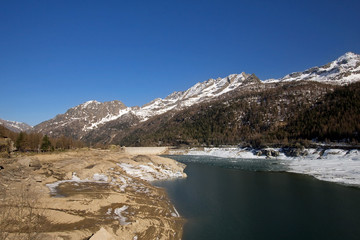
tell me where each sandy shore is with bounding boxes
[0,148,186,239]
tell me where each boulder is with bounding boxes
[18,157,31,167]
[90,227,114,240]
[132,155,152,163]
[265,149,279,157]
[29,159,42,170]
[255,149,280,158]
[282,148,309,157]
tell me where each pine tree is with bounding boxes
[15,132,27,152]
[41,135,52,152]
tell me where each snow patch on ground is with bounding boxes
[107,206,130,225]
[117,176,128,192]
[92,173,109,182]
[114,205,129,225]
[46,172,109,196]
[117,163,184,182]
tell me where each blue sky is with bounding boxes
[1,0,360,126]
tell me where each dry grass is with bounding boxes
[0,184,44,240]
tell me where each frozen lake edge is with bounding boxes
[169,147,360,187]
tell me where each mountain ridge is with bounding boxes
[5,52,360,144]
[264,52,360,84]
[33,72,263,138]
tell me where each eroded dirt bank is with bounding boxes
[0,149,186,240]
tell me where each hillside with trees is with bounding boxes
[3,81,359,149]
[284,81,360,143]
[106,81,359,148]
[0,125,84,155]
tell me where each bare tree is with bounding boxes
[0,183,43,240]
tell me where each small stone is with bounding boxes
[34,175,43,182]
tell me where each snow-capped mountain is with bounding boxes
[34,72,261,138]
[265,52,360,84]
[34,52,360,140]
[34,100,128,138]
[0,118,33,133]
[134,72,260,121]
[108,72,260,123]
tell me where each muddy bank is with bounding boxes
[0,149,186,239]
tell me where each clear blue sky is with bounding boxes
[1,0,360,126]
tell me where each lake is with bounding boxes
[155,155,360,240]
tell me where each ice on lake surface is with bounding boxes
[166,148,360,187]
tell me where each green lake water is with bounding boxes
[155,155,360,240]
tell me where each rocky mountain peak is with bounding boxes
[333,51,359,68]
[79,100,100,108]
[74,100,126,111]
[34,100,128,138]
[266,52,360,85]
[338,51,358,60]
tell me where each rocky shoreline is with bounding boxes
[0,148,186,240]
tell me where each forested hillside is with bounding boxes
[105,82,358,147]
[285,82,360,143]
[3,81,358,149]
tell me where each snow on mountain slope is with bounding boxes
[265,52,360,84]
[134,72,259,121]
[83,73,258,126]
[0,118,33,133]
[34,100,128,137]
[34,72,260,137]
[35,52,360,139]
[85,107,133,130]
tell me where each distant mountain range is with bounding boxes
[0,118,33,133]
[2,52,360,146]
